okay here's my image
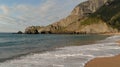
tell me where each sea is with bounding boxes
[0,33,120,67]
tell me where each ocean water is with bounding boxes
[0,33,120,67]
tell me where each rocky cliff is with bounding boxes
[25,0,118,34]
[25,26,41,34]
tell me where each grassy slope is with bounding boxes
[81,0,120,30]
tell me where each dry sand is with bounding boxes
[85,40,120,67]
[85,55,120,67]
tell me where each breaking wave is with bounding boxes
[0,35,120,67]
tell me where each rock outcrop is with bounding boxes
[17,31,23,34]
[24,0,118,34]
[25,26,40,34]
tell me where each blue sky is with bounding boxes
[0,0,43,6]
[0,0,86,32]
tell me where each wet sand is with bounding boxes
[85,40,120,67]
[85,55,120,67]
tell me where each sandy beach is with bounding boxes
[85,55,120,67]
[85,40,120,67]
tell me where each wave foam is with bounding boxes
[0,35,120,67]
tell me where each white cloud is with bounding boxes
[0,5,10,15]
[0,0,86,32]
[39,0,56,14]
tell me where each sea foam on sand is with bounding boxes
[0,35,120,67]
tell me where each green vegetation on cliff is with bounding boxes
[24,0,119,34]
[83,0,120,30]
[80,17,101,25]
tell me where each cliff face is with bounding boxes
[25,26,42,34]
[64,18,118,34]
[92,0,120,30]
[49,0,108,28]
[88,0,108,12]
[25,0,118,34]
[71,0,108,16]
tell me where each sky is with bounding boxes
[0,0,86,32]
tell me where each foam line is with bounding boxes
[0,35,120,67]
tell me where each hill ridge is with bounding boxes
[24,0,118,34]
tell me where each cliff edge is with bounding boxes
[25,0,118,34]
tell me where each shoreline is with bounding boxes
[85,54,120,67]
[85,40,120,67]
[0,34,119,67]
[100,32,120,36]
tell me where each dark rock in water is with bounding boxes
[41,31,51,34]
[17,31,23,34]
